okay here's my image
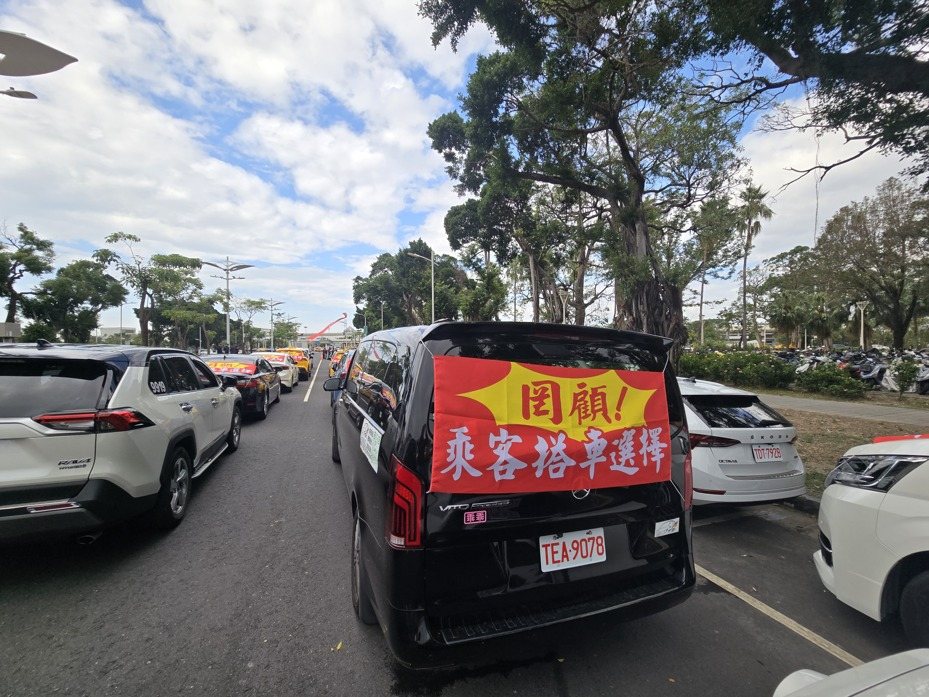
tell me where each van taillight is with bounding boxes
[683,451,693,509]
[33,410,153,432]
[388,455,423,549]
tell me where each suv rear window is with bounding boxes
[0,359,108,418]
[686,395,791,429]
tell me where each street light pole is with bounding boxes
[268,299,284,350]
[380,300,385,330]
[857,300,870,349]
[202,256,254,350]
[406,250,435,324]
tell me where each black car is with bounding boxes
[203,354,281,420]
[324,322,695,667]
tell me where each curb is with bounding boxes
[782,494,821,515]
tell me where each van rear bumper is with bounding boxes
[384,563,695,669]
[0,479,156,543]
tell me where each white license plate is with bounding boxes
[752,444,783,462]
[539,528,606,572]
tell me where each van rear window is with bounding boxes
[439,336,665,372]
[0,359,108,418]
[686,395,790,429]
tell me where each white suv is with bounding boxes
[814,435,929,646]
[0,343,242,541]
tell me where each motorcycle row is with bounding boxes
[776,348,929,394]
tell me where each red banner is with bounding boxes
[430,356,672,494]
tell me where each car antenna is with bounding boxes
[36,338,52,349]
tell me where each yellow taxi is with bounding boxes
[278,347,311,381]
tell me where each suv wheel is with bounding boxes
[900,570,929,646]
[152,447,192,530]
[226,407,241,452]
[256,392,269,420]
[351,514,377,625]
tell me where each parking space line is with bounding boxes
[695,564,863,668]
[304,362,322,403]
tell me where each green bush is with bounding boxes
[678,350,795,389]
[794,364,868,399]
[892,359,920,400]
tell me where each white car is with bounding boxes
[0,344,242,541]
[774,650,929,696]
[678,378,806,505]
[814,435,929,646]
[252,351,300,392]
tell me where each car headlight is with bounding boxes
[824,455,926,491]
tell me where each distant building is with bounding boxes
[98,327,138,339]
[0,322,22,343]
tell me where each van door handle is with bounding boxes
[180,403,194,413]
[210,398,219,407]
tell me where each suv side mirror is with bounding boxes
[322,377,341,391]
[221,375,238,390]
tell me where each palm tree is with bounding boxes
[738,184,773,349]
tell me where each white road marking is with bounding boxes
[695,564,863,668]
[304,361,322,403]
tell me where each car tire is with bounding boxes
[900,570,929,646]
[331,411,341,463]
[226,406,241,452]
[151,447,192,530]
[256,392,269,420]
[282,381,293,394]
[351,513,377,625]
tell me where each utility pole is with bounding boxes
[380,300,385,330]
[202,257,254,350]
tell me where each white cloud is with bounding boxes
[1,0,493,332]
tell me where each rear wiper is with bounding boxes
[755,419,785,427]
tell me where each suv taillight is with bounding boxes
[683,450,693,509]
[33,410,154,433]
[689,433,740,448]
[388,455,423,549]
[33,411,97,432]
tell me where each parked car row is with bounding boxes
[0,341,321,545]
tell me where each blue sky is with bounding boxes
[0,0,910,336]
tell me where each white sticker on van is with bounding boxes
[360,418,381,473]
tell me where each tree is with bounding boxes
[816,177,929,349]
[424,0,743,347]
[95,233,202,346]
[704,0,929,181]
[353,240,465,328]
[738,185,773,348]
[458,263,508,321]
[21,259,126,342]
[655,198,742,344]
[0,223,55,323]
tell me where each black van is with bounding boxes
[324,322,695,667]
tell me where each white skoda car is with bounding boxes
[814,435,929,646]
[678,378,806,505]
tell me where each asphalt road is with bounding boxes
[0,360,908,697]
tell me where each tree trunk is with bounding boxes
[527,254,539,322]
[5,286,18,323]
[698,268,706,345]
[573,243,588,326]
[740,243,748,349]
